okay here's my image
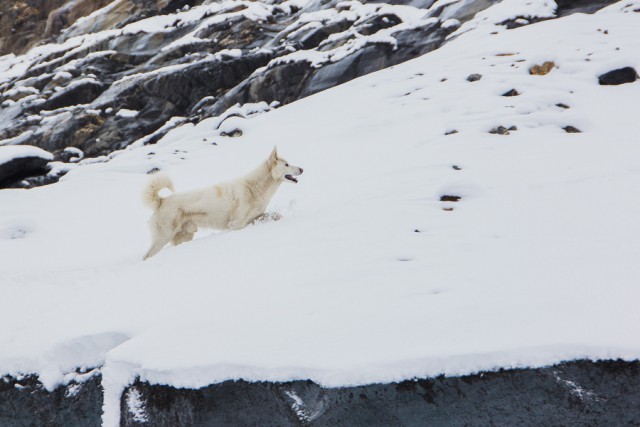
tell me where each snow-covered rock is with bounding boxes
[0,145,52,186]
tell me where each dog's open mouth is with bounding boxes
[285,174,298,183]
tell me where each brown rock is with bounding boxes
[529,61,556,75]
[563,125,581,133]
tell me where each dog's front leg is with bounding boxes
[227,204,254,230]
[228,219,248,231]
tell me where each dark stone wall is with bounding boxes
[121,360,639,427]
[1,360,638,426]
[0,374,102,427]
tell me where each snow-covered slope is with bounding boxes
[1,0,639,425]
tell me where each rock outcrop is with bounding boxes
[0,145,52,187]
[1,360,638,427]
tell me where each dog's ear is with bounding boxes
[270,146,278,161]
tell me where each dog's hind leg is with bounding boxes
[143,228,173,260]
[171,231,193,246]
[171,220,197,246]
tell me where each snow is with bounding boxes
[1,1,640,426]
[0,145,53,165]
[115,109,139,118]
[0,130,35,147]
[124,388,148,423]
[2,86,39,99]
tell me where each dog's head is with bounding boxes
[268,147,303,184]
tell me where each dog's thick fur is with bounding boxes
[143,147,303,260]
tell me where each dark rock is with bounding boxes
[220,129,243,137]
[298,20,354,49]
[43,80,106,110]
[598,67,639,85]
[563,125,582,133]
[556,103,570,109]
[452,165,462,170]
[502,88,520,96]
[357,14,403,36]
[57,147,85,163]
[0,154,51,188]
[119,360,640,427]
[8,167,68,189]
[440,195,461,202]
[0,373,102,427]
[499,16,547,29]
[142,53,274,112]
[466,73,482,82]
[489,125,511,135]
[445,129,458,135]
[499,1,619,28]
[555,0,619,17]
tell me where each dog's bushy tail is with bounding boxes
[143,173,174,209]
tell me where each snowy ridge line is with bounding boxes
[105,346,640,390]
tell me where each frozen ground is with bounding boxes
[1,1,639,425]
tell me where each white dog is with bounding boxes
[142,147,303,259]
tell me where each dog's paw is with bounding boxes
[251,212,282,225]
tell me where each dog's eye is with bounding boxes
[285,163,289,167]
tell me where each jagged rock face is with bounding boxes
[0,0,491,172]
[204,19,454,116]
